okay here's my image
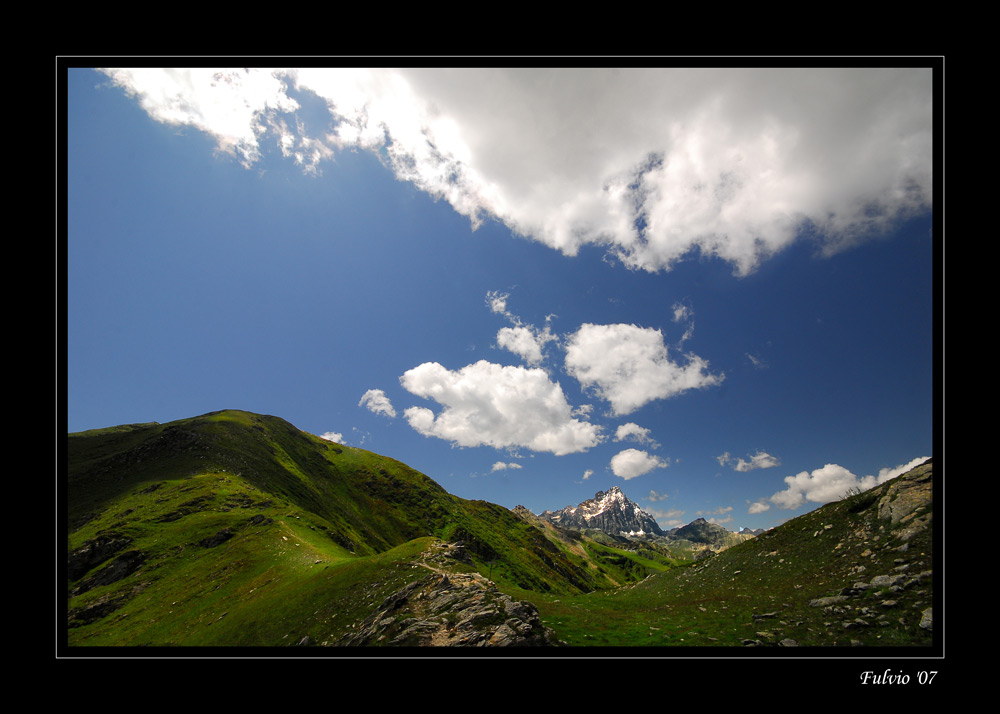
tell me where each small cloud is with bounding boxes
[486,290,511,318]
[647,489,669,502]
[697,505,734,517]
[748,500,771,514]
[614,422,659,448]
[746,352,768,369]
[358,388,397,418]
[610,448,668,480]
[319,431,345,444]
[582,469,594,481]
[647,507,686,528]
[491,461,523,472]
[719,450,781,471]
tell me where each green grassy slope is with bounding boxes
[65,410,651,646]
[65,410,935,649]
[527,460,936,647]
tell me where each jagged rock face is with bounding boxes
[539,486,664,537]
[335,571,560,647]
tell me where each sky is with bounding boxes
[63,64,938,532]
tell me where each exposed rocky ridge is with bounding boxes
[539,486,664,536]
[334,543,559,647]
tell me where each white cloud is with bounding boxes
[647,489,669,502]
[766,457,929,510]
[647,507,686,528]
[491,461,523,472]
[698,505,734,517]
[488,290,558,366]
[613,422,659,448]
[104,68,933,275]
[399,360,603,455]
[610,448,668,480]
[100,68,301,169]
[748,500,771,514]
[359,389,397,418]
[565,323,724,415]
[319,431,344,444]
[582,469,593,481]
[719,450,781,472]
[497,326,549,365]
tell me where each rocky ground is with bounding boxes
[334,542,560,647]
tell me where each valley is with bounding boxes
[63,409,936,651]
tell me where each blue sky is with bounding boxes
[64,66,937,532]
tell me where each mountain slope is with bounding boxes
[64,410,638,646]
[64,410,936,649]
[524,459,936,647]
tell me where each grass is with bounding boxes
[65,412,935,650]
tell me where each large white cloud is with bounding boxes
[564,323,724,415]
[767,456,930,510]
[399,360,602,455]
[102,67,933,276]
[610,448,668,480]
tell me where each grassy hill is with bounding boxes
[64,410,672,647]
[63,409,936,650]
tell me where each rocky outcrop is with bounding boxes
[68,533,133,580]
[71,549,146,595]
[335,571,560,647]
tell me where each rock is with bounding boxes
[199,529,233,548]
[809,595,848,607]
[335,571,559,647]
[919,608,933,630]
[68,533,133,580]
[72,550,146,595]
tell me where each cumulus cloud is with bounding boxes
[719,450,781,472]
[496,326,550,365]
[582,469,593,481]
[319,431,344,444]
[766,457,929,510]
[748,500,771,514]
[358,389,397,418]
[614,422,659,448]
[399,360,603,455]
[565,323,724,415]
[487,291,558,365]
[610,448,668,480]
[103,67,933,275]
[491,461,523,472]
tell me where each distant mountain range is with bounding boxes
[537,487,759,555]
